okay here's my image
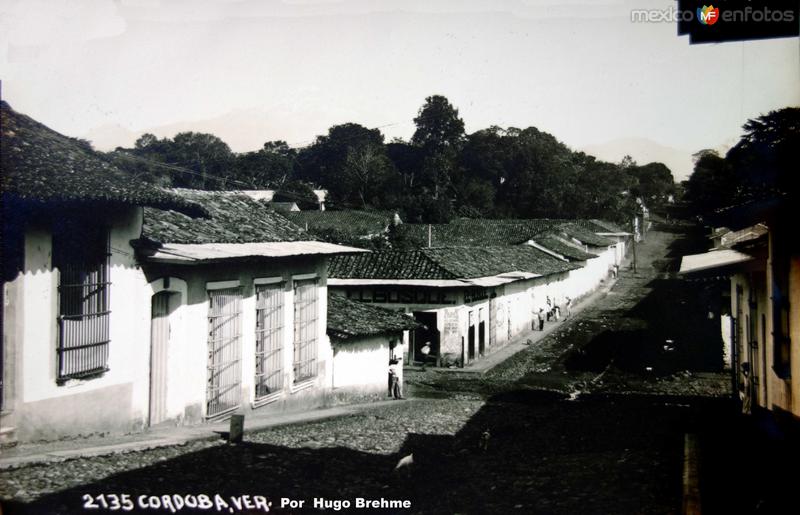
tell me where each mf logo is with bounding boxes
[697,5,720,25]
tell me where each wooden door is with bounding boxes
[149,292,171,426]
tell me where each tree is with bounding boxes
[627,162,675,203]
[683,150,739,214]
[411,95,466,153]
[411,95,466,198]
[166,132,235,189]
[683,107,799,215]
[232,141,296,189]
[726,107,799,197]
[297,123,396,207]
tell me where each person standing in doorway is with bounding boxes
[389,357,403,399]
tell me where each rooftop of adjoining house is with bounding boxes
[577,218,629,234]
[287,210,399,239]
[530,234,598,261]
[327,294,421,342]
[715,223,769,250]
[393,218,616,249]
[0,101,205,217]
[328,245,579,281]
[140,189,309,245]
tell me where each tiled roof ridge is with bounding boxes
[396,248,460,279]
[1,102,206,217]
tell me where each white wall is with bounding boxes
[7,208,152,440]
[3,206,337,442]
[332,334,394,392]
[144,258,332,423]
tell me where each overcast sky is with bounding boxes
[1,0,798,179]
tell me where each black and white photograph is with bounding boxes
[1,1,798,513]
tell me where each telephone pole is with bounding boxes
[631,214,638,273]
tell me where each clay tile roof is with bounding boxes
[394,218,614,248]
[328,249,456,280]
[587,218,627,233]
[328,245,578,280]
[553,222,615,247]
[287,210,397,238]
[327,294,420,341]
[533,234,598,261]
[1,102,204,217]
[141,189,309,244]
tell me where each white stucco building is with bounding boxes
[327,246,580,367]
[1,103,364,443]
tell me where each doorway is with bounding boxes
[149,291,176,426]
[468,323,476,361]
[412,312,439,365]
[479,320,486,356]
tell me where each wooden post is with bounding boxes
[631,216,638,273]
[229,414,244,443]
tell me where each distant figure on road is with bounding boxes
[420,341,431,369]
[565,297,572,318]
[388,357,403,399]
[538,308,545,331]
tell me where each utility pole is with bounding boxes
[631,215,638,273]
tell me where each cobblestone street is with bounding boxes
[1,224,735,514]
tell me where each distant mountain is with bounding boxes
[83,105,357,153]
[579,137,695,182]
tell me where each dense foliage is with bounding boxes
[683,107,799,215]
[109,95,678,223]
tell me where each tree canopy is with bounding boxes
[684,107,799,216]
[109,95,679,224]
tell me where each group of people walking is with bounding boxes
[533,296,572,331]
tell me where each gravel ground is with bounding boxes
[0,225,736,514]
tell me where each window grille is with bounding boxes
[293,279,318,382]
[255,283,283,398]
[54,223,111,382]
[207,287,242,417]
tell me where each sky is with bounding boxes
[1,0,798,180]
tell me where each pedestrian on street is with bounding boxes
[420,341,431,369]
[565,297,572,318]
[388,357,403,399]
[538,308,545,331]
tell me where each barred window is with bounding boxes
[207,287,242,417]
[293,279,318,383]
[255,283,284,398]
[53,222,111,382]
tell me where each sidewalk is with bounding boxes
[406,274,619,376]
[0,398,420,470]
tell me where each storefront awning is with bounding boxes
[678,249,754,275]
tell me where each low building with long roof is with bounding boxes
[328,246,579,367]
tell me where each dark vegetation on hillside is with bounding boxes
[106,95,679,225]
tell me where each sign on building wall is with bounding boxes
[463,287,489,304]
[443,309,460,335]
[345,287,457,305]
